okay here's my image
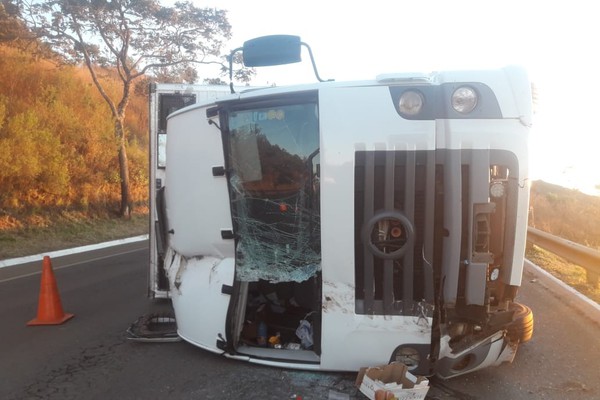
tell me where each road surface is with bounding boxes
[1,242,599,399]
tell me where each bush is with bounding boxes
[0,45,148,214]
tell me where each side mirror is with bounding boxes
[242,35,302,67]
[228,35,331,93]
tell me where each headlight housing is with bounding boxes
[451,86,478,114]
[398,90,424,116]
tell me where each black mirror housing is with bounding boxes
[228,35,331,93]
[242,35,302,67]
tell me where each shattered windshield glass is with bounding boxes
[227,101,320,283]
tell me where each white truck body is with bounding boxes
[148,65,533,378]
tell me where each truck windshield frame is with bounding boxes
[222,93,321,283]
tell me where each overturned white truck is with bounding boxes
[148,35,534,378]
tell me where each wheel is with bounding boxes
[506,302,534,343]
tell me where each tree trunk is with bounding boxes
[116,118,132,218]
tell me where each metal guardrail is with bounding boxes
[527,226,600,286]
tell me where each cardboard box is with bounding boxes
[355,362,430,400]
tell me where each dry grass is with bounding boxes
[530,181,600,250]
[526,245,600,304]
[0,209,149,259]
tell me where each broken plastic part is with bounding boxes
[126,313,181,343]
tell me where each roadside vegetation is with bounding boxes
[529,180,600,250]
[0,0,250,259]
[526,245,600,304]
[0,44,150,260]
[0,45,149,213]
[0,209,148,259]
[527,180,600,304]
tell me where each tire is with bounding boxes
[506,302,534,343]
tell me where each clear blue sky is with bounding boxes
[198,0,600,195]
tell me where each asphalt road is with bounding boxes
[1,243,599,399]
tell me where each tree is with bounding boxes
[1,0,30,43]
[16,0,250,217]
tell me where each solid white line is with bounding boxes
[0,247,147,284]
[0,234,149,269]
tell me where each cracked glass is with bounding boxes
[227,101,321,282]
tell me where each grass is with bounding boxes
[526,244,600,304]
[0,209,149,260]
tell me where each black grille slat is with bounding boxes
[384,152,395,209]
[403,151,416,313]
[423,152,436,303]
[363,152,376,314]
[383,152,395,314]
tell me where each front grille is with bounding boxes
[354,150,436,316]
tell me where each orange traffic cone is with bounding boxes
[27,256,74,326]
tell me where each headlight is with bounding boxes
[490,181,506,198]
[452,86,478,114]
[398,90,424,116]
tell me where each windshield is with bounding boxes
[227,100,320,283]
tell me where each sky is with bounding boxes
[197,0,600,195]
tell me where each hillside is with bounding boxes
[0,44,149,226]
[529,180,600,249]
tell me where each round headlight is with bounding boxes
[398,90,424,116]
[452,86,478,114]
[490,181,506,198]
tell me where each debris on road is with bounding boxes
[126,313,181,342]
[355,362,430,400]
